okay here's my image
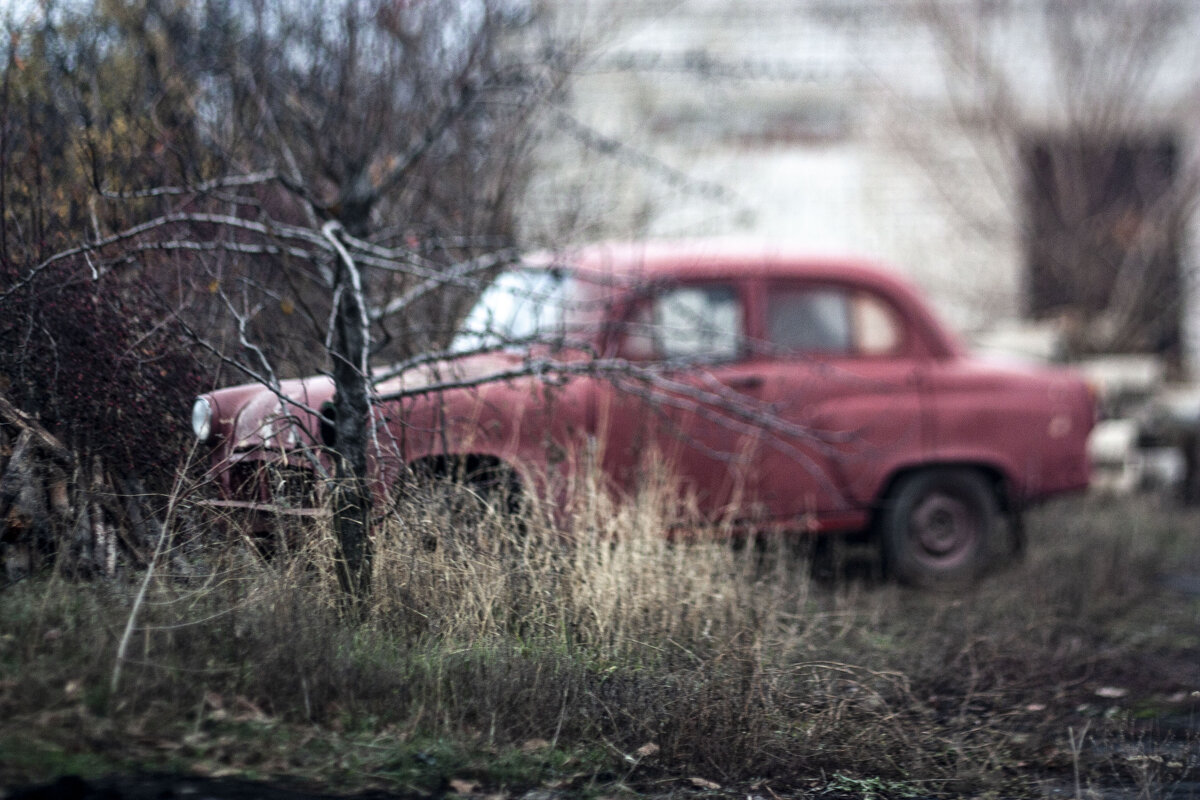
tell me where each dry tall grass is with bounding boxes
[1,469,1198,796]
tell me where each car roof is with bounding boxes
[528,240,911,287]
[524,241,965,358]
[530,241,921,297]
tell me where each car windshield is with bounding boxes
[451,268,579,352]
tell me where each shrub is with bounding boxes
[0,262,202,485]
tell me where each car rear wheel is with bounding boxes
[880,468,999,589]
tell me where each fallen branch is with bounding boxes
[0,394,74,467]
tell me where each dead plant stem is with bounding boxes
[110,458,192,696]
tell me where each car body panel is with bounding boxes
[193,243,1094,533]
[922,359,1094,501]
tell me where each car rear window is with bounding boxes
[766,286,901,356]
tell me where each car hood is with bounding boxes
[204,375,334,450]
[202,352,532,450]
[373,351,529,400]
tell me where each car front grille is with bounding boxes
[225,459,320,509]
[227,461,268,504]
[266,463,320,508]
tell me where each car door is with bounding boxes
[594,280,772,522]
[751,280,930,527]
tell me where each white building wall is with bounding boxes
[522,0,1200,370]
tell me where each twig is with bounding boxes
[110,454,192,696]
[1067,721,1090,800]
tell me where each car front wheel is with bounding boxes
[393,458,525,552]
[880,468,999,588]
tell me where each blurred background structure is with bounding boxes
[522,0,1200,377]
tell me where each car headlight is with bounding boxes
[191,396,213,442]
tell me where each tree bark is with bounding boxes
[322,222,374,603]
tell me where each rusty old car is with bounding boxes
[191,242,1095,585]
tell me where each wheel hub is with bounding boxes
[911,494,975,560]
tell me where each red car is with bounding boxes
[191,243,1095,585]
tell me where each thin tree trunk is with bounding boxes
[322,221,374,603]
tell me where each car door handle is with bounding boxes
[727,375,764,390]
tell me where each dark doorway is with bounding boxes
[1023,135,1182,362]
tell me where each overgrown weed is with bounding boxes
[1,475,1198,796]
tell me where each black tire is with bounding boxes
[879,468,999,589]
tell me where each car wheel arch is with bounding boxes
[873,461,1011,517]
[399,453,525,513]
[871,462,1016,588]
[406,451,522,483]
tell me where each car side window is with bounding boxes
[622,284,743,362]
[766,286,902,356]
[852,291,903,355]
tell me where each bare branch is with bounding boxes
[587,50,835,83]
[96,171,279,200]
[225,296,279,393]
[367,82,481,207]
[96,238,319,262]
[368,248,518,322]
[323,220,372,381]
[4,211,333,305]
[553,110,739,203]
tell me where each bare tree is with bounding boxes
[904,0,1200,365]
[0,0,565,596]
